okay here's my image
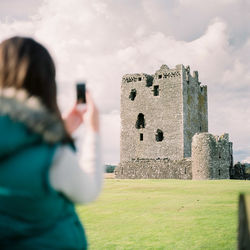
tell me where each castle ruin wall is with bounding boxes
[115,158,192,179]
[120,65,185,162]
[192,133,232,180]
[118,64,232,180]
[183,67,208,158]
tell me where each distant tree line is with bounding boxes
[105,165,117,173]
[230,162,250,180]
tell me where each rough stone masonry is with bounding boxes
[115,64,233,179]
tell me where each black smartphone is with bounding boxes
[76,82,86,104]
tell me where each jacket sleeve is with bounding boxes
[49,130,104,204]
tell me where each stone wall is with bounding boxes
[183,66,208,158]
[120,65,185,162]
[120,64,208,164]
[192,133,232,180]
[115,158,192,179]
[119,64,231,180]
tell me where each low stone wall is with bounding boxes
[115,158,192,179]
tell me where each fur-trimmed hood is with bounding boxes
[0,88,67,146]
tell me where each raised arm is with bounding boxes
[49,91,104,204]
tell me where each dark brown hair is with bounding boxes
[0,36,72,143]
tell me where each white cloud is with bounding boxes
[0,0,42,21]
[179,0,239,5]
[242,156,250,164]
[0,0,249,164]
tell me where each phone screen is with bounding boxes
[76,83,86,104]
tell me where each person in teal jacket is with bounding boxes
[0,37,103,249]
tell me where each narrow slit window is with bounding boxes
[136,113,145,129]
[154,85,159,96]
[155,129,164,142]
[218,169,221,176]
[140,133,143,141]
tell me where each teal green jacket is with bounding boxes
[0,90,87,249]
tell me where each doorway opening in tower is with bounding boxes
[129,89,136,101]
[156,129,164,141]
[136,113,145,129]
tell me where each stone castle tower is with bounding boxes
[115,64,233,179]
[192,133,233,179]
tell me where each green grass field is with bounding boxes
[77,179,250,250]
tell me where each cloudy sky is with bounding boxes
[0,0,249,164]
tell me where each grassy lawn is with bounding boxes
[77,179,250,250]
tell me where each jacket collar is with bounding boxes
[0,88,66,143]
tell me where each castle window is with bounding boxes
[154,85,159,96]
[219,152,221,159]
[138,77,142,81]
[129,89,136,101]
[218,169,221,176]
[155,129,164,142]
[200,126,202,131]
[136,113,145,129]
[140,133,143,141]
[158,74,162,79]
[146,76,153,87]
[185,167,186,174]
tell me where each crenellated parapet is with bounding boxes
[154,64,182,80]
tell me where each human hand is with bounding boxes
[63,91,99,134]
[63,104,87,135]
